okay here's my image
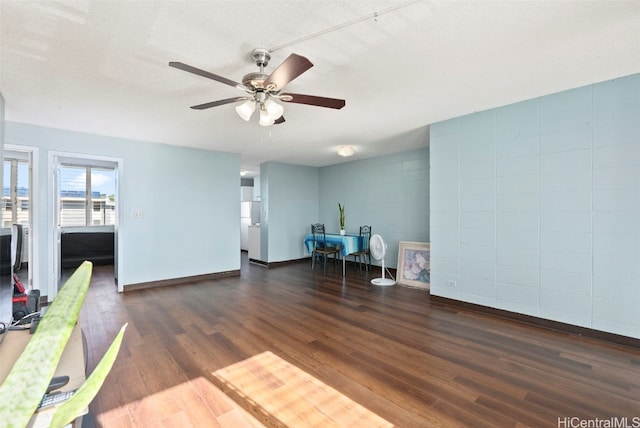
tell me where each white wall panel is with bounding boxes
[540,211,591,233]
[593,232,640,256]
[496,265,539,288]
[431,256,459,276]
[593,188,640,212]
[496,156,539,177]
[593,211,640,235]
[460,177,496,195]
[539,191,591,212]
[460,192,495,212]
[496,192,539,213]
[540,231,591,253]
[593,253,640,281]
[497,174,538,194]
[496,229,538,249]
[539,169,591,192]
[495,135,539,159]
[460,210,494,229]
[460,259,494,281]
[540,128,592,153]
[496,282,539,307]
[460,227,495,246]
[593,166,640,190]
[540,149,591,174]
[593,144,640,168]
[496,247,539,269]
[496,212,539,231]
[593,114,640,146]
[460,244,496,264]
[592,277,640,301]
[539,250,592,274]
[540,270,591,295]
[458,276,496,298]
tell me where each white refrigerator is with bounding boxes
[240,201,261,251]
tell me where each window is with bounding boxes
[2,158,29,227]
[59,165,116,227]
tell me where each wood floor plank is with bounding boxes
[77,257,640,427]
[213,351,393,428]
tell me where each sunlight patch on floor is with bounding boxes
[95,376,264,428]
[213,351,393,428]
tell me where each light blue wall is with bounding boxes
[430,73,640,339]
[6,122,240,290]
[319,147,430,268]
[260,162,319,262]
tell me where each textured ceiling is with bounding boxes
[1,1,639,177]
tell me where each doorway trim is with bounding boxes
[48,151,123,300]
[4,144,38,291]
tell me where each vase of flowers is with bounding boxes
[338,202,346,235]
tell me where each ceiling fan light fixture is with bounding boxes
[259,108,275,126]
[171,50,345,126]
[264,99,284,120]
[337,145,355,157]
[235,99,256,121]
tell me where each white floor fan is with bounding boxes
[369,234,396,286]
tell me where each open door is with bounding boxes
[50,153,122,299]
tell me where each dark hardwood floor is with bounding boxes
[78,255,640,427]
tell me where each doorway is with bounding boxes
[2,146,36,294]
[50,152,122,299]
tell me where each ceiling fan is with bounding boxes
[169,48,346,126]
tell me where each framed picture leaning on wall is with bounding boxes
[397,241,430,290]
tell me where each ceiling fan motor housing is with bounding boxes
[252,48,270,68]
[242,72,269,89]
[244,48,274,91]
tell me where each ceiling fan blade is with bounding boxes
[274,116,286,125]
[191,97,248,110]
[263,54,313,91]
[169,61,243,89]
[280,93,345,110]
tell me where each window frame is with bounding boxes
[59,163,116,228]
[2,157,30,227]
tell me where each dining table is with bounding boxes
[304,232,362,276]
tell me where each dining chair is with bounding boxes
[349,225,371,272]
[310,223,340,274]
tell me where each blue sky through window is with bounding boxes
[3,160,29,196]
[60,166,115,196]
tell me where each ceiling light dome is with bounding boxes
[264,99,284,119]
[337,146,355,157]
[259,107,275,127]
[235,100,256,121]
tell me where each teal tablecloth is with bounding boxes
[304,233,361,257]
